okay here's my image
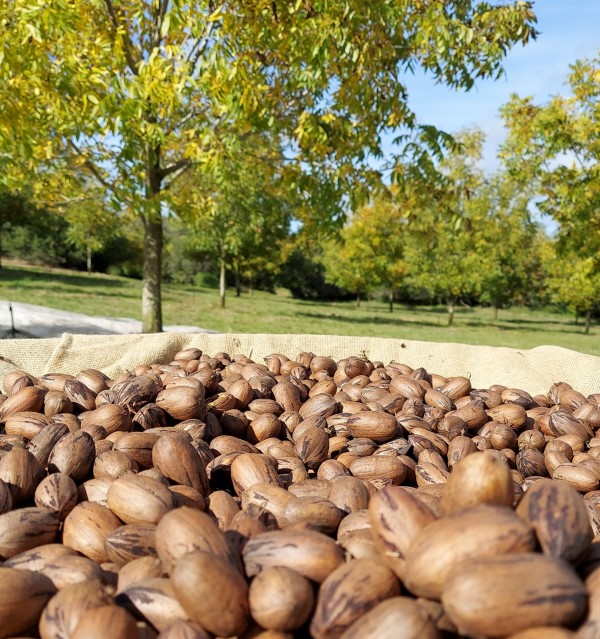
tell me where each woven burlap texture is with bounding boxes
[0,332,597,397]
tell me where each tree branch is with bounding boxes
[178,108,204,128]
[186,26,215,71]
[165,104,210,136]
[152,0,170,50]
[245,150,296,168]
[571,146,588,171]
[162,161,195,189]
[157,158,192,181]
[103,0,140,75]
[54,194,100,207]
[67,139,129,203]
[185,7,225,74]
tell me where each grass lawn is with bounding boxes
[0,261,597,356]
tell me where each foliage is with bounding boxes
[0,188,80,267]
[0,189,29,267]
[0,189,31,227]
[321,232,372,305]
[61,189,121,272]
[472,173,541,314]
[278,243,348,301]
[2,213,75,267]
[0,0,538,330]
[500,51,600,308]
[97,228,144,279]
[542,241,600,333]
[162,220,207,285]
[401,129,487,324]
[322,195,408,308]
[169,133,293,307]
[0,203,142,276]
[323,129,550,321]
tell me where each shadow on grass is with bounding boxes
[502,317,580,327]
[276,297,484,318]
[297,311,442,329]
[236,295,329,309]
[456,319,592,336]
[297,309,595,337]
[0,267,133,291]
[27,285,141,300]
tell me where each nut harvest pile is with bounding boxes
[1,349,600,639]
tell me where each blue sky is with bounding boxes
[395,1,600,172]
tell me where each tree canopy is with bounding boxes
[0,0,538,331]
[500,51,600,286]
[170,132,293,308]
[322,194,408,309]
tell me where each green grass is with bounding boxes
[0,261,598,356]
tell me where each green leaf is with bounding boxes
[160,14,170,38]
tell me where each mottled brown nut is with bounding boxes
[34,472,78,520]
[81,403,132,434]
[113,376,160,414]
[243,529,344,583]
[0,386,46,422]
[152,432,208,495]
[516,478,592,563]
[156,386,207,421]
[310,558,400,639]
[0,447,45,504]
[369,486,435,580]
[172,551,250,637]
[405,505,535,599]
[104,523,157,567]
[0,567,56,638]
[0,507,60,559]
[48,430,95,481]
[107,473,177,525]
[442,554,586,637]
[63,501,121,563]
[70,605,139,639]
[442,450,514,515]
[64,379,96,412]
[340,596,439,639]
[230,452,281,496]
[294,427,329,470]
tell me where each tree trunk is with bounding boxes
[235,265,241,297]
[86,246,92,274]
[575,310,579,326]
[389,289,394,313]
[219,247,226,309]
[356,293,361,308]
[141,217,163,333]
[447,298,455,327]
[141,144,164,333]
[494,305,498,321]
[249,276,254,296]
[585,310,591,335]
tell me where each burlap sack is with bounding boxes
[0,332,598,397]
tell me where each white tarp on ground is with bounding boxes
[0,300,217,338]
[0,330,597,398]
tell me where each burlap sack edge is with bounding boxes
[0,331,597,397]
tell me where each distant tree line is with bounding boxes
[1,136,598,333]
